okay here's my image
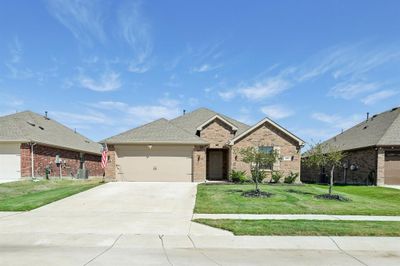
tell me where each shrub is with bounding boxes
[271,171,284,183]
[230,170,248,183]
[251,169,267,184]
[284,172,299,184]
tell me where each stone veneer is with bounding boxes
[231,122,301,182]
[301,146,398,185]
[20,143,102,178]
[104,144,117,180]
[192,145,207,182]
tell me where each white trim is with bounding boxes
[196,115,238,131]
[229,117,305,146]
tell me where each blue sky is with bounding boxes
[1,0,399,143]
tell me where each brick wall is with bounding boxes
[104,144,116,179]
[200,119,235,148]
[231,122,301,182]
[301,147,378,185]
[20,143,102,178]
[192,145,206,182]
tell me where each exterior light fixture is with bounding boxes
[148,144,153,150]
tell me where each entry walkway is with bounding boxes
[193,213,400,221]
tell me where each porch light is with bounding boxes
[148,144,153,150]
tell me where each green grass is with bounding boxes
[0,179,104,211]
[195,219,400,236]
[195,183,400,215]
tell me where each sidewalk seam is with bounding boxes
[159,234,173,266]
[187,235,221,266]
[328,236,369,266]
[83,233,122,266]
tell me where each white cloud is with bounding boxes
[361,90,399,105]
[261,105,294,120]
[128,105,180,123]
[158,97,180,108]
[45,0,106,44]
[329,82,380,99]
[78,71,121,92]
[239,78,291,101]
[218,90,236,101]
[312,112,363,130]
[192,64,222,73]
[119,1,153,73]
[51,110,111,125]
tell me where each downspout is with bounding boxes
[30,142,37,179]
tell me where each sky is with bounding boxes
[0,0,399,144]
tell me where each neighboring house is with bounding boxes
[102,107,304,182]
[0,111,103,182]
[301,107,400,186]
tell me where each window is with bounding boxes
[259,146,273,170]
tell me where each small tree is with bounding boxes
[238,147,279,193]
[304,142,345,195]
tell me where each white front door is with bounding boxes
[0,143,21,181]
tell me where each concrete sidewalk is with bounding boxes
[1,233,400,265]
[193,213,400,221]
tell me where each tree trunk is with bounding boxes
[329,165,335,195]
[255,163,260,193]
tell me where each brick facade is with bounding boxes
[302,147,379,185]
[231,122,301,182]
[200,119,235,148]
[104,144,117,180]
[192,145,207,182]
[20,143,102,178]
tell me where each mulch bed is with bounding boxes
[242,190,273,198]
[314,194,351,201]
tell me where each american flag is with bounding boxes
[101,143,108,169]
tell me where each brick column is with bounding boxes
[20,143,32,178]
[376,147,385,186]
[193,145,206,182]
[105,145,117,180]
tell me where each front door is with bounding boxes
[207,149,227,180]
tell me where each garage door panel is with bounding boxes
[115,145,193,182]
[0,143,21,181]
[385,151,400,185]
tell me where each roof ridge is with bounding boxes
[101,118,168,142]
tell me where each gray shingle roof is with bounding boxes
[322,107,400,151]
[170,107,250,135]
[0,111,102,154]
[102,118,208,144]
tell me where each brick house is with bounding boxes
[301,107,400,186]
[0,111,103,182]
[102,107,304,182]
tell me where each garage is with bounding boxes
[0,143,21,182]
[385,151,400,185]
[115,145,193,182]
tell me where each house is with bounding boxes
[0,111,103,182]
[102,107,304,182]
[301,107,400,185]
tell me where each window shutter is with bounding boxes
[273,146,281,170]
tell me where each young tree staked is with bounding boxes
[238,147,279,193]
[304,142,345,195]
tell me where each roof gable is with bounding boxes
[0,111,102,154]
[229,117,305,146]
[170,107,250,135]
[321,107,400,151]
[196,115,238,132]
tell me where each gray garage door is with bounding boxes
[385,151,400,185]
[115,145,193,182]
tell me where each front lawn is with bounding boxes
[195,183,400,215]
[0,179,104,211]
[195,219,400,236]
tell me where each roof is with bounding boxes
[230,117,305,146]
[0,111,102,154]
[321,107,400,151]
[102,118,208,145]
[170,107,250,135]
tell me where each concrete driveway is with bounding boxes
[1,182,400,265]
[0,182,227,235]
